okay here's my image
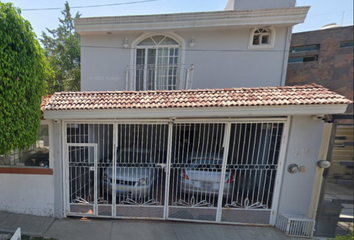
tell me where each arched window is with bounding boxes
[252,28,270,45]
[249,27,275,49]
[135,35,180,91]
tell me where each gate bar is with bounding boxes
[112,123,117,217]
[163,122,173,219]
[216,123,231,222]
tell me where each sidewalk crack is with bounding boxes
[171,223,179,240]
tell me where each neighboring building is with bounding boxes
[287,25,353,184]
[0,1,351,237]
[286,25,353,237]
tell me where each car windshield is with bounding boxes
[189,159,222,171]
[117,150,151,163]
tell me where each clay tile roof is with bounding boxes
[43,84,352,111]
[41,95,52,112]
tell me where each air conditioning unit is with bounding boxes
[276,214,315,238]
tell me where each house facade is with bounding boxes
[77,3,309,91]
[0,0,352,236]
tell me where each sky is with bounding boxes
[3,0,354,38]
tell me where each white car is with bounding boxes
[179,155,235,196]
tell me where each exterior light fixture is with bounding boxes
[317,160,331,169]
[189,36,195,48]
[287,164,300,174]
[123,37,129,49]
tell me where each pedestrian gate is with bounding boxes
[65,120,286,224]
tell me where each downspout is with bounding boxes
[279,26,293,86]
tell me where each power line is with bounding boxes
[307,9,353,18]
[21,0,161,11]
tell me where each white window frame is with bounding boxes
[135,43,180,91]
[248,26,276,50]
[129,32,186,91]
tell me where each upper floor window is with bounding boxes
[253,28,270,45]
[135,35,180,91]
[339,40,353,48]
[290,44,320,52]
[249,27,276,49]
[288,55,318,64]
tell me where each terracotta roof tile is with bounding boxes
[43,84,352,111]
[41,95,52,112]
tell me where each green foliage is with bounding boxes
[41,1,81,94]
[0,2,48,155]
[335,232,354,240]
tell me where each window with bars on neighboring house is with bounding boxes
[290,44,320,52]
[339,40,354,48]
[0,125,49,167]
[288,55,318,64]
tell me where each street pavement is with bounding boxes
[0,211,310,240]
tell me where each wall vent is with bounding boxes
[276,214,315,238]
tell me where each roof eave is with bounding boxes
[74,7,310,34]
[43,104,348,120]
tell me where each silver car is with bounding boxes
[179,155,234,196]
[102,148,155,198]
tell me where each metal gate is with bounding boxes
[64,120,286,224]
[67,144,97,215]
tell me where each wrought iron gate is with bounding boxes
[65,120,286,224]
[113,123,169,218]
[67,144,97,215]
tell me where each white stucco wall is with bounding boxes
[276,115,324,217]
[0,174,54,216]
[80,27,289,91]
[0,120,55,217]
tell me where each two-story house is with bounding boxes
[0,0,351,237]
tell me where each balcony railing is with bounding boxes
[126,64,194,91]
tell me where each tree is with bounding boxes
[0,2,48,154]
[41,2,81,94]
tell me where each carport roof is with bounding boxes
[43,84,351,111]
[41,95,52,112]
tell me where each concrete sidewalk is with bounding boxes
[0,211,54,237]
[0,211,308,240]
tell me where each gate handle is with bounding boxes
[156,163,166,172]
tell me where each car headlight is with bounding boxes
[138,178,149,186]
[103,174,108,181]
